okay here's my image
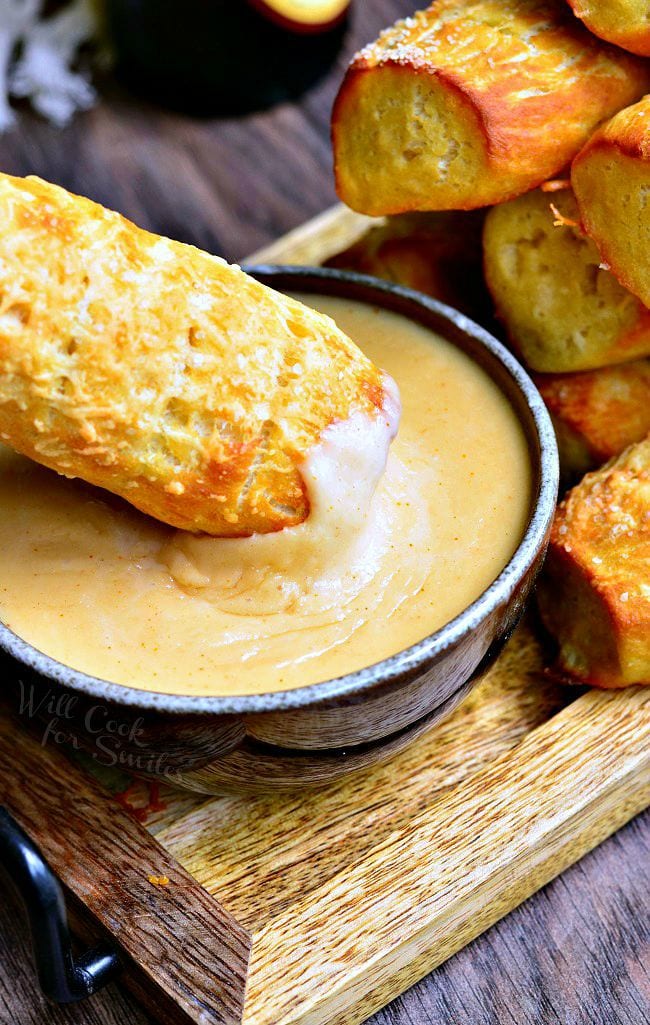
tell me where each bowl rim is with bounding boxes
[0,266,559,714]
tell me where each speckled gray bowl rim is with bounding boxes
[0,267,559,714]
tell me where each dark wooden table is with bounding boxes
[0,3,648,1023]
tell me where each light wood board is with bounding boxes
[1,205,649,1025]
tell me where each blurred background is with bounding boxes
[0,0,415,258]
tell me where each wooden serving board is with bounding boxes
[1,206,650,1025]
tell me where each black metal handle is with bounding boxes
[0,806,120,1003]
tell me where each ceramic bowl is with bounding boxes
[0,267,559,793]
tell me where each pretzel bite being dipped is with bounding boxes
[538,437,650,689]
[0,173,398,538]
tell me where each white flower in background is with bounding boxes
[0,0,41,129]
[0,0,100,130]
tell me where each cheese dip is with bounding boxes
[0,294,531,695]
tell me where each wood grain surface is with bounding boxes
[157,666,650,1025]
[157,623,570,928]
[0,1,415,264]
[2,808,649,1025]
[0,708,251,1025]
[1,620,648,1025]
[0,1,649,1023]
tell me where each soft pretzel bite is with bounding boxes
[332,0,649,214]
[566,0,650,57]
[0,174,396,537]
[483,186,650,372]
[536,361,650,478]
[572,95,650,311]
[538,437,650,688]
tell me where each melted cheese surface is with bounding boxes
[0,295,531,695]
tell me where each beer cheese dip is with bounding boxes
[0,295,531,696]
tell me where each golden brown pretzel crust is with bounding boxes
[483,186,650,373]
[0,174,389,536]
[572,95,650,311]
[538,437,650,688]
[535,361,650,478]
[566,0,650,56]
[325,210,488,320]
[331,0,650,215]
